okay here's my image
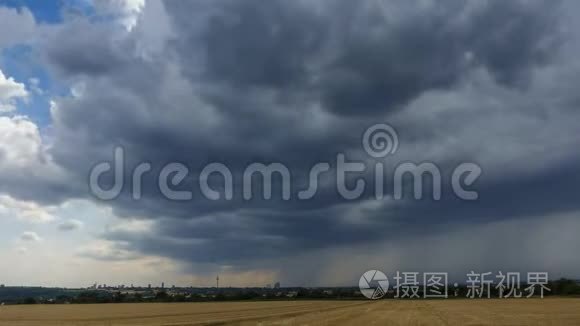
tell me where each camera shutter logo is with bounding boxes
[359,270,389,299]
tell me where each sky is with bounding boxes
[0,0,579,288]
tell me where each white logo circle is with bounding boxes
[359,270,389,299]
[362,123,399,158]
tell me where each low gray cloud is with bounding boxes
[20,231,41,242]
[0,7,36,49]
[57,219,83,231]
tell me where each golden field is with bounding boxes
[0,298,579,325]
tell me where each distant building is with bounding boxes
[286,291,298,298]
[161,282,165,289]
[274,282,281,289]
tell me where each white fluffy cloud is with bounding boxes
[0,194,56,223]
[0,69,29,113]
[0,115,43,167]
[93,0,146,31]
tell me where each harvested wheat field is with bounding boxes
[0,298,579,326]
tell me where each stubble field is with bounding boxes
[0,298,578,325]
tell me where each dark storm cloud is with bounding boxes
[7,0,579,273]
[97,156,580,266]
[102,208,384,264]
[200,0,327,88]
[468,0,563,86]
[43,20,131,77]
[321,0,561,114]
[167,0,561,116]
